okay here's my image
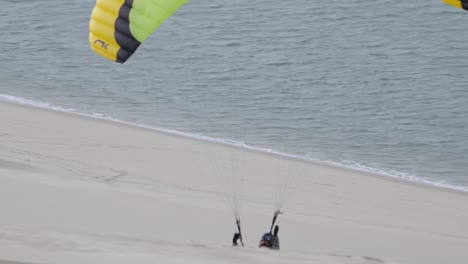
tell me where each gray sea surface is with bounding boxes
[1,0,468,190]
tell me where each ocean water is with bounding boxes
[1,0,468,191]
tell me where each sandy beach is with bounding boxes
[0,100,467,264]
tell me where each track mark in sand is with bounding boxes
[3,147,131,185]
[328,253,352,259]
[363,256,384,263]
[98,169,128,183]
[0,226,84,253]
[4,148,91,177]
[327,254,386,263]
[0,260,40,264]
[188,243,208,248]
[1,225,194,255]
[79,143,103,148]
[0,157,38,173]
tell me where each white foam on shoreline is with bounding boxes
[2,93,466,193]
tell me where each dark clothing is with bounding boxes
[259,232,280,250]
[232,233,241,246]
[259,225,280,250]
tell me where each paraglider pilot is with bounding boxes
[233,218,244,246]
[259,225,280,249]
[259,211,282,250]
[232,232,242,246]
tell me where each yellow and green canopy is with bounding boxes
[442,0,468,11]
[89,0,189,63]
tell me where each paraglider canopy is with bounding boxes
[442,0,468,11]
[89,0,189,63]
